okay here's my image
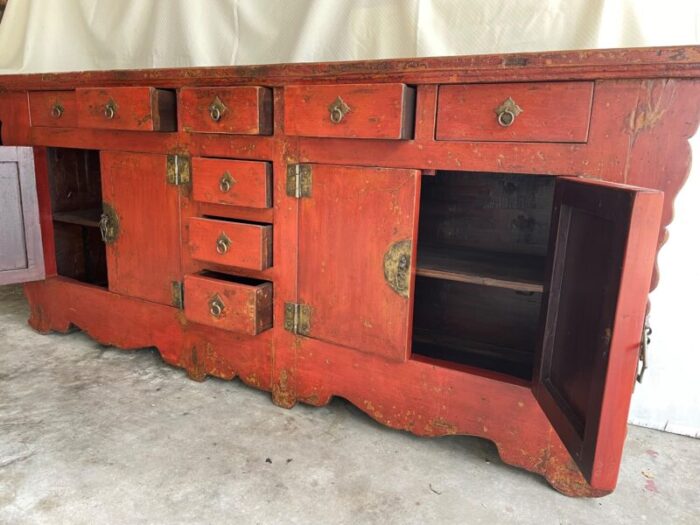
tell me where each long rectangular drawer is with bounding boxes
[184,273,272,335]
[284,83,415,139]
[189,217,272,270]
[76,87,177,131]
[436,81,594,142]
[192,158,272,209]
[179,87,273,134]
[29,91,78,127]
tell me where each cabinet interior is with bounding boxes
[412,171,555,380]
[47,148,107,286]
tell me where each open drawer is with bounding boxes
[184,272,273,335]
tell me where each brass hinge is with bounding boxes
[283,302,311,336]
[286,163,312,198]
[171,281,184,309]
[166,155,191,186]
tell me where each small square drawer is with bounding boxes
[192,158,271,209]
[179,87,272,134]
[76,87,176,131]
[189,217,272,270]
[184,272,272,335]
[29,91,78,127]
[436,82,594,143]
[284,83,415,139]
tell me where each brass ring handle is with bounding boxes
[51,103,64,119]
[215,232,231,254]
[209,296,225,318]
[219,171,234,193]
[497,109,516,127]
[494,97,522,128]
[103,102,116,120]
[328,96,350,124]
[329,107,344,124]
[209,105,222,122]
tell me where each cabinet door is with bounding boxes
[101,152,181,305]
[298,164,420,361]
[0,147,45,285]
[533,177,663,491]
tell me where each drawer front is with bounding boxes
[184,274,272,335]
[179,87,272,134]
[436,82,594,142]
[192,158,271,209]
[189,217,272,270]
[284,83,415,139]
[29,91,78,127]
[76,87,176,131]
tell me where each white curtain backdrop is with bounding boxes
[0,0,698,436]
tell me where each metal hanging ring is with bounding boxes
[215,233,231,254]
[104,103,116,120]
[51,104,64,119]
[329,107,344,124]
[209,105,222,122]
[497,109,516,127]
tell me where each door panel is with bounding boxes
[0,147,45,285]
[101,151,181,305]
[298,164,420,361]
[533,177,663,491]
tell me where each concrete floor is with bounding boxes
[0,285,699,524]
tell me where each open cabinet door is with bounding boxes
[0,147,45,285]
[534,177,663,491]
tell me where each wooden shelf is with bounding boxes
[416,245,545,293]
[52,208,102,228]
[413,329,534,380]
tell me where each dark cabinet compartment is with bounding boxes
[48,148,107,286]
[412,171,554,380]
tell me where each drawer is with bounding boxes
[284,83,415,139]
[179,87,272,134]
[76,87,176,131]
[184,273,272,335]
[192,158,271,209]
[189,217,272,270]
[29,91,78,127]
[436,82,594,142]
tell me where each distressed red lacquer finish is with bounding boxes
[192,157,272,208]
[436,82,594,142]
[76,87,176,131]
[0,46,698,498]
[29,91,78,128]
[284,83,415,139]
[179,86,272,135]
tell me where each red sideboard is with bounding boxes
[1,46,699,496]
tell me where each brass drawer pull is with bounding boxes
[495,97,522,127]
[51,103,64,119]
[103,101,117,120]
[219,171,235,193]
[209,96,227,122]
[328,96,350,124]
[208,295,225,318]
[216,232,231,254]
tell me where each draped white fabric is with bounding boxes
[0,0,698,436]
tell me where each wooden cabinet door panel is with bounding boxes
[298,164,420,361]
[533,177,663,491]
[101,152,181,305]
[0,147,45,285]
